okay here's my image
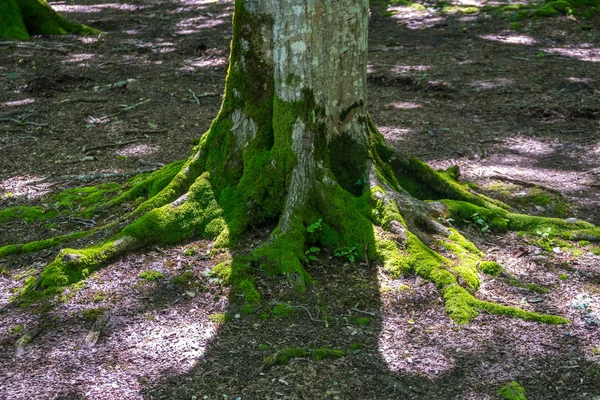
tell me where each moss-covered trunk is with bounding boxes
[0,0,99,40]
[20,0,600,325]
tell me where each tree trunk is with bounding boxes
[19,0,596,325]
[0,0,99,40]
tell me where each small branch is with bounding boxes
[60,98,108,104]
[188,89,200,105]
[351,306,377,317]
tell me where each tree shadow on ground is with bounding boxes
[141,241,600,399]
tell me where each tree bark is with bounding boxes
[17,0,587,325]
[0,0,99,40]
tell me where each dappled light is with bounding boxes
[2,0,600,398]
[117,144,160,157]
[52,2,143,13]
[0,176,52,200]
[479,33,537,45]
[543,45,600,62]
[387,101,422,109]
[1,99,35,107]
[469,78,514,90]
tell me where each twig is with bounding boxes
[351,306,377,317]
[511,57,531,62]
[60,98,108,104]
[188,89,200,104]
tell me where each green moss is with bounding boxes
[139,270,164,281]
[209,261,232,282]
[172,270,195,286]
[312,348,344,361]
[0,206,56,224]
[208,313,227,323]
[0,0,100,41]
[81,307,105,322]
[480,261,503,276]
[239,278,260,304]
[9,324,24,334]
[559,273,568,280]
[0,229,95,259]
[355,317,370,326]
[272,303,295,317]
[497,381,527,400]
[264,348,308,365]
[349,343,364,354]
[590,246,600,255]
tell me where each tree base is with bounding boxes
[12,113,596,325]
[0,0,100,40]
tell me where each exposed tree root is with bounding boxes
[12,117,596,326]
[0,0,100,40]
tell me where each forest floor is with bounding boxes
[1,0,600,399]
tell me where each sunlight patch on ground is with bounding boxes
[78,37,102,44]
[470,163,595,191]
[51,2,142,13]
[116,144,160,157]
[469,78,514,90]
[392,9,447,30]
[387,101,422,110]
[503,137,555,156]
[392,64,431,74]
[176,17,227,35]
[1,98,35,108]
[63,53,98,66]
[567,77,595,84]
[0,176,51,200]
[479,34,537,45]
[180,57,228,72]
[542,46,600,62]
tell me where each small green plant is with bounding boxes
[559,274,568,280]
[469,212,489,232]
[536,227,552,240]
[172,270,195,286]
[82,307,105,322]
[312,348,344,361]
[334,246,358,262]
[257,344,270,350]
[355,317,370,326]
[9,325,24,334]
[272,303,295,317]
[304,246,320,263]
[497,381,527,400]
[139,270,164,281]
[306,219,322,233]
[537,52,545,58]
[590,246,600,255]
[208,313,226,323]
[349,343,364,354]
[509,22,520,29]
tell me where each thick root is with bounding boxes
[0,0,100,40]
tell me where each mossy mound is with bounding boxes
[0,0,100,40]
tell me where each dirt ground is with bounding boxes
[1,0,600,399]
